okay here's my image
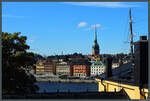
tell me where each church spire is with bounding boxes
[95,24,97,42]
[92,24,100,56]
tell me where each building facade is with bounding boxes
[90,60,105,76]
[35,59,56,75]
[71,60,91,78]
[73,65,90,77]
[56,61,70,76]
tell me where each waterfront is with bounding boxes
[36,77,97,83]
[35,82,98,93]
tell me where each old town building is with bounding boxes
[90,60,105,76]
[71,59,91,78]
[56,61,70,76]
[35,59,56,75]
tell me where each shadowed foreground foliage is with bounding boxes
[2,32,42,94]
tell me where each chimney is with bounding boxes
[134,36,148,86]
[140,36,147,40]
[105,57,113,79]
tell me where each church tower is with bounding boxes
[92,25,100,56]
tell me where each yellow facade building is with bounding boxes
[35,59,56,75]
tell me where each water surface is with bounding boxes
[35,82,98,93]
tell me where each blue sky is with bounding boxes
[2,2,148,56]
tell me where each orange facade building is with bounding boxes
[73,65,90,77]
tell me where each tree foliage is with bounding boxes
[2,32,39,94]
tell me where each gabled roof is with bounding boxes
[91,60,105,67]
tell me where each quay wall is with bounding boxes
[36,78,97,83]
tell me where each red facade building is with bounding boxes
[71,60,91,78]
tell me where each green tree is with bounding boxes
[2,32,39,94]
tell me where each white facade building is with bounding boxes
[90,60,105,76]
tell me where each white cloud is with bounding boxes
[78,22,87,28]
[90,24,102,28]
[64,2,140,8]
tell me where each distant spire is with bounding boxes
[92,24,100,56]
[95,24,97,42]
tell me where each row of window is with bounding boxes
[73,66,87,68]
[91,69,104,71]
[74,73,86,77]
[56,68,69,70]
[73,69,87,70]
[56,66,70,68]
[91,66,104,68]
[91,71,104,74]
[56,70,70,72]
[57,72,69,75]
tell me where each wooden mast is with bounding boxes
[129,8,134,62]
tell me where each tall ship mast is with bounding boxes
[129,8,134,62]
